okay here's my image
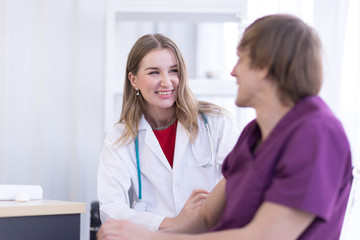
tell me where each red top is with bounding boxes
[153,120,178,168]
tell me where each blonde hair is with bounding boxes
[117,33,225,145]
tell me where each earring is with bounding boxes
[136,90,140,96]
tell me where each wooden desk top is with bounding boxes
[0,199,86,217]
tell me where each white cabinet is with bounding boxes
[105,0,253,133]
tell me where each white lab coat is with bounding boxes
[97,113,239,230]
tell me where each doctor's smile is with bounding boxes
[155,90,174,96]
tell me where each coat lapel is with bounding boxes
[138,115,172,171]
[172,122,190,170]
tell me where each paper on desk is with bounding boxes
[0,185,43,200]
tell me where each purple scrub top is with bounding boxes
[212,96,353,240]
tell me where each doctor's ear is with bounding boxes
[128,72,138,89]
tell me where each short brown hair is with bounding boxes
[239,14,323,105]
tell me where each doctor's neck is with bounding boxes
[144,108,176,130]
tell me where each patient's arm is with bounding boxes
[97,179,314,240]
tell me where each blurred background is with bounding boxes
[0,0,359,239]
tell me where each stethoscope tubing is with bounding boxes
[134,112,213,206]
[135,136,142,200]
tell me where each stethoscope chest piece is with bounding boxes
[132,200,147,212]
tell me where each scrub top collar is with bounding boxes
[252,96,323,156]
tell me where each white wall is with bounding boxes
[1,0,359,239]
[0,0,105,239]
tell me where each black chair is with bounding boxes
[90,201,101,240]
[90,188,134,239]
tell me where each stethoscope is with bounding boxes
[132,112,214,212]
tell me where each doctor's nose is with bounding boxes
[160,74,172,87]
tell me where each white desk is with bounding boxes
[0,199,86,240]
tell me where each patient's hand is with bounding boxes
[159,189,209,231]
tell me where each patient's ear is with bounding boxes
[259,66,270,80]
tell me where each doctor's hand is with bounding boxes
[97,219,154,240]
[159,189,209,231]
[180,188,210,214]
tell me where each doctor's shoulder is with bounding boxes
[104,122,133,149]
[198,100,230,120]
[199,102,239,130]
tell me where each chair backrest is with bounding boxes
[89,188,134,239]
[90,201,101,240]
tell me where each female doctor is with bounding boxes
[97,33,239,231]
